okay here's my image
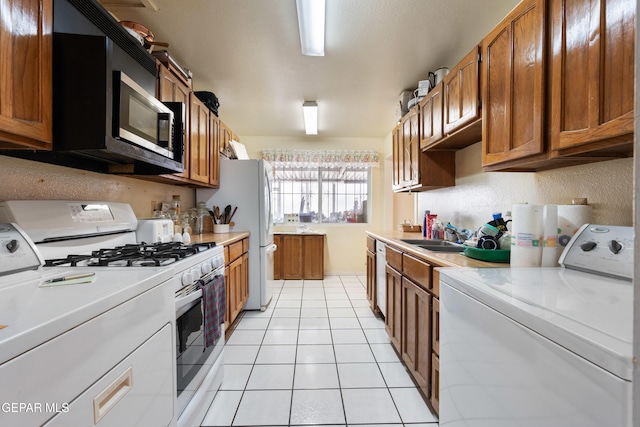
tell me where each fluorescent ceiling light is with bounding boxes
[296,0,325,56]
[303,101,318,135]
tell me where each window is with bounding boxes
[272,166,370,224]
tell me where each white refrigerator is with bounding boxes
[196,159,276,310]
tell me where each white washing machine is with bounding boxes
[439,224,633,427]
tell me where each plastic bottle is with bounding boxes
[427,213,438,239]
[422,210,429,238]
[504,210,513,232]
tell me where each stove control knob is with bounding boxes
[580,241,597,252]
[191,268,200,281]
[201,262,212,275]
[182,271,194,286]
[608,240,623,254]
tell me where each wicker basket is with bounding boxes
[399,223,422,233]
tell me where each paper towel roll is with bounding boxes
[556,204,593,262]
[541,205,558,267]
[511,204,544,267]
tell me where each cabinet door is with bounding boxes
[482,0,546,167]
[302,235,324,280]
[431,353,440,415]
[366,250,377,311]
[391,125,402,190]
[0,0,52,149]
[432,297,440,355]
[241,251,249,303]
[228,256,244,324]
[385,265,402,353]
[400,111,420,188]
[443,46,481,136]
[219,120,232,155]
[282,235,303,280]
[419,82,444,150]
[189,93,210,183]
[401,277,431,397]
[158,66,191,179]
[209,114,220,187]
[549,0,635,154]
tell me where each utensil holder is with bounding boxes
[213,224,230,233]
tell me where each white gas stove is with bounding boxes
[0,200,226,427]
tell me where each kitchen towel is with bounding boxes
[557,204,593,263]
[511,204,544,267]
[541,204,558,267]
[201,274,226,349]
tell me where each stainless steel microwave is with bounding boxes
[113,71,174,159]
[52,32,184,175]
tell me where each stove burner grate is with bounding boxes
[44,241,218,268]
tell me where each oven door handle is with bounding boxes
[176,289,202,318]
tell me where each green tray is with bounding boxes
[463,246,511,263]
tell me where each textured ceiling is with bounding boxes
[101,0,520,139]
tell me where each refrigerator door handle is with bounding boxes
[266,243,278,253]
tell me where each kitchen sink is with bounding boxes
[401,239,465,253]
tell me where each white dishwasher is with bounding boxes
[376,240,386,316]
[439,224,633,427]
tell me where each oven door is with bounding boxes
[175,289,214,397]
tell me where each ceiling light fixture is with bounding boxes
[303,101,318,135]
[296,0,325,56]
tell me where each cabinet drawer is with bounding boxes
[432,297,440,355]
[402,253,431,290]
[242,238,249,254]
[228,240,243,263]
[431,353,440,416]
[386,245,403,271]
[366,236,376,252]
[44,324,174,427]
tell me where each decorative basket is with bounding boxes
[399,222,422,233]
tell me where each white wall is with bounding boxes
[415,143,633,230]
[240,136,385,275]
[0,155,195,218]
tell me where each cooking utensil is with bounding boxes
[223,205,232,224]
[228,206,238,224]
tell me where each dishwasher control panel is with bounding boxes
[559,224,633,280]
[0,223,43,276]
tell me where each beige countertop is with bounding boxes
[189,231,250,246]
[366,230,509,269]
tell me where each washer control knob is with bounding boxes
[5,239,19,253]
[580,241,597,252]
[608,240,623,254]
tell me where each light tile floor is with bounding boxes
[201,275,439,427]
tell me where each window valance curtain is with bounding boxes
[261,149,379,169]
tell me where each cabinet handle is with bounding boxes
[93,366,133,424]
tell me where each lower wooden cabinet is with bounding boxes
[385,265,402,353]
[273,233,325,280]
[225,238,249,331]
[401,277,431,398]
[383,242,442,416]
[431,353,440,414]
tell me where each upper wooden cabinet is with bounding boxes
[209,114,220,187]
[419,82,444,150]
[393,110,456,193]
[157,64,191,180]
[442,46,482,144]
[189,93,211,184]
[0,0,53,150]
[548,0,635,157]
[482,0,546,169]
[219,120,232,155]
